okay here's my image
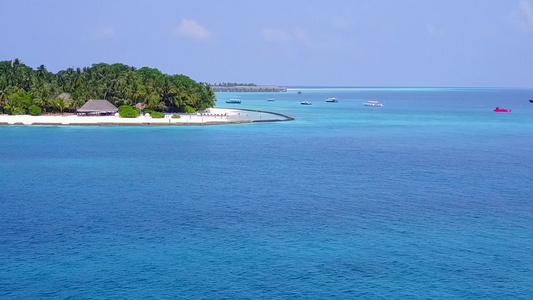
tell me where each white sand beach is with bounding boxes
[0,108,290,126]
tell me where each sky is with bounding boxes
[2,0,533,87]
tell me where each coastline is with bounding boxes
[0,108,293,126]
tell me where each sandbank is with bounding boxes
[0,108,293,126]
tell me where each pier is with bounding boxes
[210,85,287,92]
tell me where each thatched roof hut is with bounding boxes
[77,100,118,115]
[135,103,147,110]
[57,93,72,100]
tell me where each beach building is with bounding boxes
[57,92,72,101]
[135,103,147,110]
[77,100,118,116]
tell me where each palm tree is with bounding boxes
[37,64,49,80]
[0,88,9,107]
[51,98,70,114]
[71,97,86,111]
[155,76,180,111]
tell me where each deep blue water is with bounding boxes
[1,88,532,299]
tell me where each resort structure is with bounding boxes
[77,100,119,116]
[210,85,287,92]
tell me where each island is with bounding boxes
[0,59,293,125]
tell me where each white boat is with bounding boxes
[301,101,312,105]
[364,100,383,107]
[326,97,338,102]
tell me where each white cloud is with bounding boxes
[512,1,533,32]
[426,23,445,37]
[175,19,210,41]
[262,28,291,44]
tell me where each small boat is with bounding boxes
[326,97,338,102]
[494,107,511,112]
[267,98,275,101]
[364,100,383,107]
[226,99,241,104]
[301,101,312,105]
[529,99,533,103]
[297,91,302,94]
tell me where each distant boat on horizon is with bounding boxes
[267,98,275,101]
[326,97,338,102]
[301,101,312,105]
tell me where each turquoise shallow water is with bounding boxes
[1,88,533,299]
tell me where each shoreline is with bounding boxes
[0,108,293,126]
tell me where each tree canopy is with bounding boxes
[0,59,216,114]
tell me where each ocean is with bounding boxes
[1,88,532,299]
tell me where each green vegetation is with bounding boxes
[51,98,70,113]
[184,105,196,114]
[142,108,155,115]
[171,114,181,119]
[28,105,42,116]
[150,111,165,118]
[5,105,25,115]
[0,59,216,115]
[118,105,141,118]
[4,91,32,115]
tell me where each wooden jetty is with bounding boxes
[210,85,287,92]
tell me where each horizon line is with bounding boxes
[261,85,533,89]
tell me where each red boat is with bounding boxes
[494,107,511,112]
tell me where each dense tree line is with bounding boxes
[0,59,216,115]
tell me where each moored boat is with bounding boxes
[494,107,511,112]
[301,101,312,105]
[226,99,241,104]
[267,98,275,101]
[326,97,338,102]
[529,99,533,103]
[364,100,383,107]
